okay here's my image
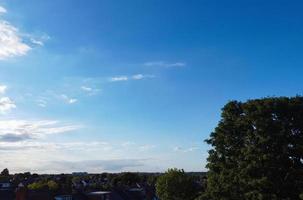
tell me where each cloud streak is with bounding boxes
[144,61,186,68]
[109,74,155,82]
[80,86,100,96]
[0,120,81,142]
[173,146,199,153]
[48,159,145,172]
[60,94,77,104]
[109,76,128,82]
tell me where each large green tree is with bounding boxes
[156,168,199,200]
[203,97,303,200]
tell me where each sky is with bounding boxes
[0,0,303,173]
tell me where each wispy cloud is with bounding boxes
[0,6,7,14]
[144,61,186,68]
[0,141,109,151]
[0,120,81,142]
[109,74,155,82]
[37,98,47,107]
[69,99,77,104]
[0,138,161,173]
[30,38,44,46]
[0,20,31,60]
[27,33,50,47]
[132,74,155,80]
[60,94,77,104]
[47,159,145,172]
[81,86,92,92]
[173,146,199,153]
[109,76,128,82]
[0,6,48,60]
[0,97,16,113]
[80,86,100,96]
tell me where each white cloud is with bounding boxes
[173,146,199,153]
[0,138,164,173]
[109,76,128,82]
[132,74,155,80]
[0,97,16,113]
[132,74,144,80]
[26,33,50,47]
[81,86,92,92]
[68,98,77,104]
[0,141,109,152]
[110,74,154,82]
[0,6,49,60]
[0,20,31,60]
[0,85,7,94]
[0,6,7,14]
[30,38,44,46]
[60,94,77,104]
[80,86,100,96]
[47,159,145,172]
[37,98,47,107]
[144,61,186,68]
[0,120,80,142]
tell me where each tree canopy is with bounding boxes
[111,172,141,187]
[156,168,199,200]
[203,97,303,200]
[1,168,9,176]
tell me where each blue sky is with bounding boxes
[0,0,303,173]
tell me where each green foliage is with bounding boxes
[28,181,48,190]
[156,168,199,200]
[72,176,81,184]
[28,180,59,191]
[47,180,59,191]
[204,97,303,200]
[111,172,141,187]
[147,174,158,186]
